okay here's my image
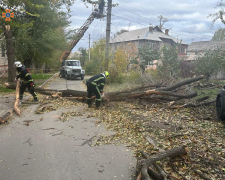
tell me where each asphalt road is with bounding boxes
[0,76,136,180]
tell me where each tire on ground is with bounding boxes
[216,96,225,120]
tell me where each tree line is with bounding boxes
[0,0,79,83]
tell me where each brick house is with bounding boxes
[110,26,188,70]
[110,26,188,55]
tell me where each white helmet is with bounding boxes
[14,61,22,67]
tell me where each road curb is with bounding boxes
[0,72,59,123]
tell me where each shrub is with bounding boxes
[107,66,124,84]
[84,60,102,75]
[125,70,141,82]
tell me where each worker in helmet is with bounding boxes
[14,61,38,102]
[86,71,109,108]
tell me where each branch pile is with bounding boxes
[136,146,187,180]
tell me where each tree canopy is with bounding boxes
[194,48,225,81]
[0,0,75,82]
[211,28,225,40]
[209,0,225,25]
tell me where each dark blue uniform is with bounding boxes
[86,73,105,107]
[16,65,38,101]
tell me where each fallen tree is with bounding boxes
[34,76,205,103]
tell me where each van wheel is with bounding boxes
[81,76,84,80]
[216,96,225,120]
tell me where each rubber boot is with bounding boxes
[19,95,23,100]
[87,99,92,108]
[33,97,38,102]
[96,100,101,109]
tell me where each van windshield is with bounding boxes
[67,61,80,66]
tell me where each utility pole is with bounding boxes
[89,34,91,61]
[105,0,112,70]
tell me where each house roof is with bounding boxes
[110,26,188,45]
[187,40,225,52]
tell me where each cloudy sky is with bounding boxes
[68,0,225,51]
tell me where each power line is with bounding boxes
[115,6,158,24]
[115,0,160,16]
[112,10,152,25]
[112,14,149,26]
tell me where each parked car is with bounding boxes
[60,60,85,80]
[216,86,225,121]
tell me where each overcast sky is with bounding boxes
[68,0,224,51]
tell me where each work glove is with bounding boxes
[101,92,104,97]
[30,82,35,87]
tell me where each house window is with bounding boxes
[195,52,198,55]
[187,52,190,56]
[179,47,185,53]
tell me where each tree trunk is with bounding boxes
[24,59,31,68]
[4,25,16,83]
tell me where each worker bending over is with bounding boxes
[86,71,109,108]
[14,61,38,102]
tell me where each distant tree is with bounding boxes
[194,48,225,81]
[85,38,105,74]
[157,46,180,81]
[114,29,128,37]
[78,47,88,66]
[113,48,128,73]
[158,15,169,30]
[121,42,138,70]
[209,0,225,25]
[137,45,160,72]
[0,0,74,82]
[212,28,225,40]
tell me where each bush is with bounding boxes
[107,66,124,84]
[125,70,141,82]
[84,60,102,75]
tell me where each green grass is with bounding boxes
[194,88,219,100]
[193,80,222,100]
[0,87,15,93]
[31,74,53,79]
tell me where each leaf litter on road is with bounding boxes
[28,93,225,179]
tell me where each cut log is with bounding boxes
[128,90,197,99]
[110,84,163,96]
[139,146,187,180]
[14,79,21,116]
[61,89,87,97]
[0,111,12,123]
